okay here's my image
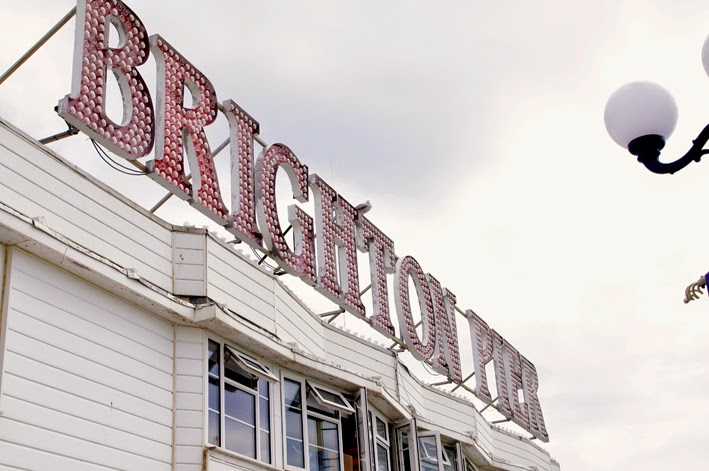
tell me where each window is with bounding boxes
[284,377,357,471]
[394,420,418,471]
[418,432,449,471]
[369,409,391,471]
[464,457,481,471]
[207,340,276,464]
[442,445,458,471]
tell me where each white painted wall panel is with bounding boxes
[323,328,397,391]
[207,239,276,332]
[398,364,427,416]
[174,326,205,471]
[420,387,477,437]
[274,287,324,356]
[0,250,174,470]
[174,231,207,296]
[0,126,173,290]
[475,417,496,459]
[491,428,551,470]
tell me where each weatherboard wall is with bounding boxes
[0,120,174,293]
[0,250,174,470]
[0,119,558,471]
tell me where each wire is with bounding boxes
[91,139,144,175]
[90,139,145,176]
[422,360,442,377]
[250,246,279,271]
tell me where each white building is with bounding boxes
[0,117,560,470]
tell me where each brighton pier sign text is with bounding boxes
[56,0,549,441]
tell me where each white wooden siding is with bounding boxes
[398,363,427,416]
[174,326,205,471]
[419,386,477,440]
[173,231,207,296]
[322,327,397,392]
[0,121,559,471]
[474,415,496,462]
[0,244,6,410]
[207,238,277,333]
[0,250,174,470]
[490,426,552,471]
[274,285,324,356]
[0,122,173,292]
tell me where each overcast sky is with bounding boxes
[3,1,709,470]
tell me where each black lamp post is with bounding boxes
[604,37,709,175]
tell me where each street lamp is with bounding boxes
[604,35,709,175]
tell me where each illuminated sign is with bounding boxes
[57,0,548,441]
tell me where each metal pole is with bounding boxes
[451,371,475,392]
[0,7,77,86]
[479,397,498,413]
[326,285,371,323]
[39,123,80,144]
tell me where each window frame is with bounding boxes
[283,374,349,471]
[369,407,392,471]
[354,388,372,471]
[226,345,279,383]
[417,431,449,471]
[463,457,481,471]
[442,442,462,471]
[307,381,356,415]
[394,418,420,471]
[206,338,277,464]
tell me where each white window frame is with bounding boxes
[394,418,420,471]
[370,407,391,471]
[442,442,462,471]
[226,345,279,382]
[417,431,450,471]
[354,389,372,471]
[463,457,481,471]
[207,339,277,464]
[307,380,355,415]
[283,374,349,471]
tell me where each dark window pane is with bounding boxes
[284,379,302,409]
[340,411,360,471]
[444,447,457,471]
[241,354,270,375]
[259,379,270,399]
[225,384,255,425]
[208,410,220,446]
[308,417,339,452]
[225,416,256,458]
[368,412,376,470]
[397,426,412,471]
[208,340,220,377]
[260,397,270,432]
[309,446,340,471]
[287,438,305,468]
[286,408,304,440]
[419,436,438,462]
[315,387,348,407]
[376,417,387,441]
[419,436,439,471]
[260,430,271,464]
[307,394,337,418]
[209,378,220,411]
[377,443,389,471]
[225,354,258,389]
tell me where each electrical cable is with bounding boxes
[90,139,145,176]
